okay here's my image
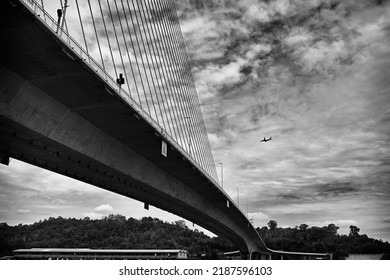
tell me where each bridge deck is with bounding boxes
[0,0,269,258]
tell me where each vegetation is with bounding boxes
[0,214,233,259]
[257,220,390,259]
[1,216,389,259]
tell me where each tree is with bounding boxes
[268,220,277,231]
[299,224,309,232]
[256,226,269,239]
[174,220,187,229]
[349,225,360,237]
[327,224,339,236]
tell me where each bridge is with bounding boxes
[0,0,328,260]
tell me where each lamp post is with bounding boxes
[214,161,224,189]
[184,116,192,156]
[219,162,223,189]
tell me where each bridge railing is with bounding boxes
[18,0,222,189]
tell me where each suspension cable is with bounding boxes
[75,0,89,59]
[106,0,132,96]
[97,0,118,78]
[87,0,105,69]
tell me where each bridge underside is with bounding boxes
[0,0,269,259]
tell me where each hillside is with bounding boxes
[0,214,234,259]
[1,216,389,259]
[257,220,390,259]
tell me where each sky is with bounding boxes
[1,0,390,242]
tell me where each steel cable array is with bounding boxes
[25,0,220,185]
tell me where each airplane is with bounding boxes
[261,137,272,142]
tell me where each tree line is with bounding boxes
[1,216,389,259]
[0,214,233,259]
[257,220,390,259]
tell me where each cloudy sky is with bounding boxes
[176,0,390,240]
[1,0,390,242]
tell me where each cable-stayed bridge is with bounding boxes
[0,0,329,260]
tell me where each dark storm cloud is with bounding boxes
[278,193,303,201]
[0,177,40,197]
[313,182,359,197]
[248,181,360,207]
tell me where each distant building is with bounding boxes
[13,248,188,260]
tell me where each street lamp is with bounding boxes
[214,161,224,189]
[219,162,223,189]
[184,116,192,156]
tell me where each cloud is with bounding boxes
[180,15,228,61]
[194,59,246,97]
[83,204,114,219]
[313,183,359,198]
[238,0,273,23]
[94,204,114,213]
[249,211,270,226]
[16,209,31,214]
[284,27,313,47]
[299,40,350,73]
[0,160,129,225]
[382,217,390,223]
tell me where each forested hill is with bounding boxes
[0,214,234,258]
[1,216,390,259]
[257,220,390,259]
